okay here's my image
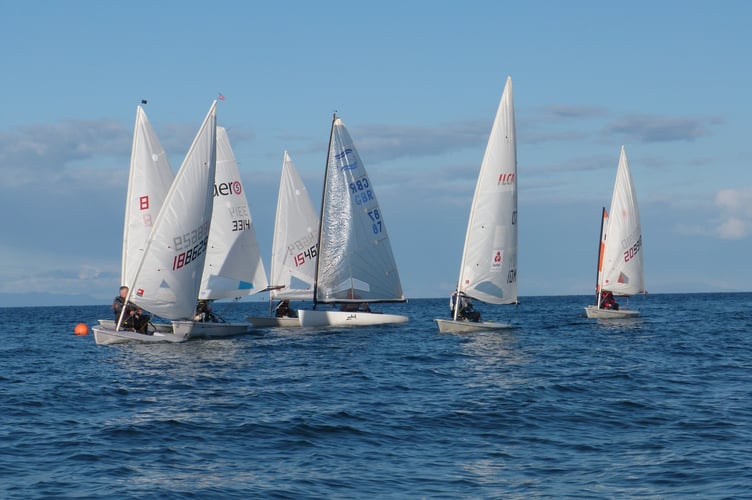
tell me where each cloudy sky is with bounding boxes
[2,1,750,306]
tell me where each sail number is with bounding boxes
[349,175,381,232]
[368,209,382,234]
[350,176,375,206]
[172,236,208,270]
[623,236,642,263]
[289,233,318,267]
[172,221,210,251]
[294,244,318,267]
[232,219,251,231]
[172,221,210,270]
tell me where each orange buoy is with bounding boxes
[74,323,89,336]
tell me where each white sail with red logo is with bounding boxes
[435,75,518,333]
[198,126,268,301]
[127,101,218,320]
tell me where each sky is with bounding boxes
[1,1,751,306]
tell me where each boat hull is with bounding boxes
[171,321,250,339]
[92,325,189,345]
[97,319,173,333]
[584,305,640,319]
[246,316,301,328]
[298,310,408,327]
[434,318,512,334]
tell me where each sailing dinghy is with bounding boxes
[434,76,519,334]
[93,101,218,344]
[172,126,267,338]
[584,146,645,318]
[297,115,408,327]
[96,104,174,334]
[247,152,318,328]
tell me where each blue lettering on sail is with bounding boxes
[335,148,358,170]
[334,148,352,160]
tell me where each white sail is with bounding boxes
[121,106,174,287]
[599,146,645,296]
[434,76,518,333]
[128,101,218,320]
[270,151,318,300]
[457,76,518,305]
[198,126,268,301]
[314,116,405,303]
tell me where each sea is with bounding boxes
[1,293,751,499]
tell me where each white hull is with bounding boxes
[92,325,189,345]
[97,319,173,333]
[434,318,512,334]
[246,316,301,328]
[171,321,250,339]
[584,305,640,319]
[298,309,408,327]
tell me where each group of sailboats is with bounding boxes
[95,102,408,345]
[93,101,270,345]
[93,75,644,345]
[431,75,645,330]
[249,116,408,327]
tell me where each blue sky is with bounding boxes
[1,1,751,306]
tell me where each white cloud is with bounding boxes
[713,188,752,239]
[605,115,717,143]
[717,218,748,239]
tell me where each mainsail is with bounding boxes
[457,75,518,305]
[128,101,218,320]
[314,116,405,304]
[122,105,174,288]
[270,152,319,300]
[198,126,268,300]
[599,146,645,296]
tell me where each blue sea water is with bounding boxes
[1,293,751,499]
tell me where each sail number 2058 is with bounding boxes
[623,236,642,263]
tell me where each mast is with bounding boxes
[593,206,607,307]
[311,113,337,310]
